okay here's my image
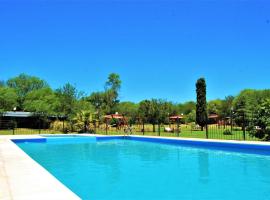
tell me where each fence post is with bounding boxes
[242,112,246,140]
[12,117,15,135]
[206,124,209,139]
[158,123,160,136]
[106,120,108,135]
[142,121,145,135]
[230,109,233,133]
[177,118,180,137]
[38,117,41,134]
[62,120,65,133]
[94,120,97,134]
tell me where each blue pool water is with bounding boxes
[15,137,270,200]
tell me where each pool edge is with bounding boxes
[0,135,81,200]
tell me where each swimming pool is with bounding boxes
[14,136,270,200]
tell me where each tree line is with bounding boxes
[1,74,270,139]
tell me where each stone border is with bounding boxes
[0,135,80,200]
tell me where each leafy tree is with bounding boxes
[88,73,122,115]
[55,83,80,119]
[220,95,234,118]
[232,89,270,127]
[0,87,18,113]
[103,89,119,114]
[138,100,152,131]
[233,95,249,128]
[196,78,208,130]
[103,73,121,114]
[233,89,270,117]
[105,73,121,92]
[73,110,94,133]
[178,101,196,115]
[249,98,270,140]
[159,101,175,124]
[88,91,105,120]
[7,73,48,110]
[24,88,60,116]
[148,99,160,132]
[116,101,138,125]
[186,110,196,123]
[207,99,222,115]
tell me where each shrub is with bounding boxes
[223,129,232,135]
[50,120,71,133]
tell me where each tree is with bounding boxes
[138,100,152,132]
[105,73,121,92]
[248,98,270,140]
[116,101,138,125]
[23,88,60,116]
[178,101,196,115]
[103,89,119,114]
[104,73,121,114]
[55,83,80,119]
[196,78,208,131]
[88,73,122,115]
[233,94,249,128]
[88,91,105,121]
[207,99,222,115]
[7,74,48,110]
[220,95,234,118]
[73,109,94,133]
[0,87,18,113]
[186,110,196,123]
[148,99,160,132]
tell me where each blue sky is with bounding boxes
[1,0,270,103]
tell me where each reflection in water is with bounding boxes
[198,151,209,184]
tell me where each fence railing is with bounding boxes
[0,118,261,142]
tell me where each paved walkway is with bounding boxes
[0,135,80,200]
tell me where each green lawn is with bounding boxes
[0,128,62,135]
[95,124,259,141]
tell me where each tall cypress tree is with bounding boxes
[196,78,208,132]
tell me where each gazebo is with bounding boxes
[103,113,126,134]
[208,114,219,124]
[104,113,124,120]
[169,115,184,121]
[169,115,184,136]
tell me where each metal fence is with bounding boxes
[0,116,261,142]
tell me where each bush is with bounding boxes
[223,129,232,135]
[50,120,71,133]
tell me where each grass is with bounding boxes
[95,124,260,141]
[0,124,260,141]
[0,128,62,135]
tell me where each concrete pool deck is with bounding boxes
[0,135,80,200]
[1,134,270,200]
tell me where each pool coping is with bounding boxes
[1,134,270,199]
[0,135,81,200]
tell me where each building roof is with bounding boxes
[104,114,124,119]
[2,111,33,118]
[208,114,219,119]
[169,115,184,119]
